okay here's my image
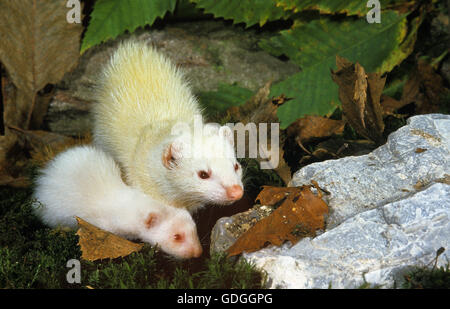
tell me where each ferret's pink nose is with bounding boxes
[226,185,243,201]
[191,245,203,258]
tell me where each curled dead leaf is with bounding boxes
[331,56,385,144]
[401,59,448,114]
[227,185,328,257]
[0,0,83,129]
[224,81,291,184]
[76,217,144,261]
[287,115,345,146]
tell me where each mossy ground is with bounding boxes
[0,186,265,289]
[402,264,450,289]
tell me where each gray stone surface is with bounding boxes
[290,114,450,228]
[210,204,275,255]
[244,183,450,289]
[45,20,298,136]
[210,114,450,288]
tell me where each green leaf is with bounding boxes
[81,0,177,54]
[190,0,289,27]
[274,0,371,16]
[274,0,403,16]
[261,11,416,129]
[197,83,254,115]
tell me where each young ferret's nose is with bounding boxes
[226,185,244,201]
[193,245,203,258]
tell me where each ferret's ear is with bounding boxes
[219,125,234,146]
[162,139,186,169]
[145,213,158,229]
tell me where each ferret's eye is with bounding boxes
[198,170,210,179]
[174,233,184,242]
[234,163,240,171]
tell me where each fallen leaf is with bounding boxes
[255,186,300,207]
[76,217,144,261]
[0,0,83,129]
[7,126,91,167]
[9,126,75,150]
[331,56,385,144]
[227,185,328,257]
[224,82,292,184]
[224,81,277,125]
[401,59,448,114]
[0,1,83,188]
[380,94,409,116]
[0,170,30,188]
[287,115,345,147]
[0,133,30,188]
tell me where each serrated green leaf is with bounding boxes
[81,0,177,54]
[191,0,289,27]
[274,0,403,15]
[261,11,416,129]
[274,0,371,16]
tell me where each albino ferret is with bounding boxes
[33,145,202,259]
[92,40,244,212]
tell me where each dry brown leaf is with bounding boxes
[382,59,448,117]
[0,1,83,187]
[0,170,30,188]
[380,94,408,116]
[227,185,328,257]
[0,127,90,187]
[0,0,83,129]
[76,217,144,261]
[331,56,385,144]
[9,126,75,150]
[224,82,292,184]
[7,126,91,167]
[401,59,448,114]
[255,186,300,206]
[287,115,345,147]
[225,81,277,124]
[0,132,31,187]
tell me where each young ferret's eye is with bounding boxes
[174,233,184,242]
[234,163,240,171]
[198,170,210,179]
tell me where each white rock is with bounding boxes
[244,183,450,289]
[210,114,450,288]
[290,114,450,228]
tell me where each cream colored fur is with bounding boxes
[93,40,243,212]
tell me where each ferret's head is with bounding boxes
[161,124,244,207]
[139,207,202,259]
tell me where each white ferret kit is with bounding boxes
[33,146,202,259]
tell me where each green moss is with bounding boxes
[402,264,450,289]
[82,250,264,289]
[0,187,81,288]
[0,186,264,289]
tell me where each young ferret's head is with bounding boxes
[139,206,202,259]
[161,124,244,207]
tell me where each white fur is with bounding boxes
[149,125,244,211]
[33,146,202,259]
[93,40,243,212]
